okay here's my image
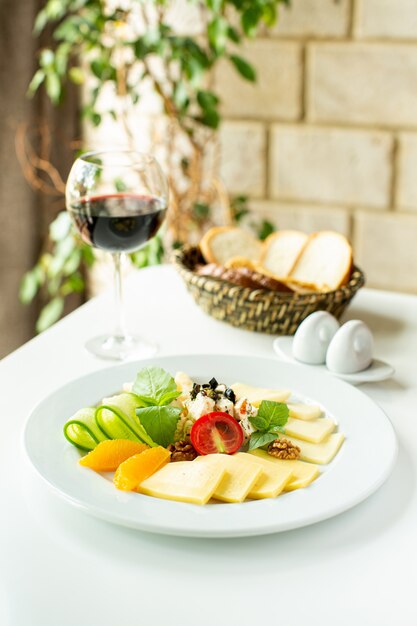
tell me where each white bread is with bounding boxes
[289,231,352,291]
[259,230,308,278]
[200,227,262,266]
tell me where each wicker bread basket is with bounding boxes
[174,245,365,335]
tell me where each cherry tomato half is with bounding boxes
[190,412,244,455]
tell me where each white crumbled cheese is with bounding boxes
[185,393,215,420]
[174,371,194,408]
[234,398,257,440]
[175,371,194,394]
[214,396,234,415]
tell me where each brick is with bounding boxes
[249,200,351,237]
[272,0,350,38]
[308,43,417,127]
[355,0,417,40]
[270,125,392,208]
[220,121,266,197]
[396,133,417,211]
[354,211,417,293]
[216,40,302,121]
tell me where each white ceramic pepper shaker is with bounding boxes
[292,311,340,365]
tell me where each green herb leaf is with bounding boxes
[257,400,289,429]
[248,431,278,451]
[249,415,269,431]
[136,406,181,447]
[132,366,180,406]
[248,400,289,451]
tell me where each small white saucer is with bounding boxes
[273,336,395,384]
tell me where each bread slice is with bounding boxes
[289,231,352,291]
[200,227,262,266]
[259,230,308,278]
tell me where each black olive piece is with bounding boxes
[209,377,218,389]
[225,388,236,403]
[202,384,210,388]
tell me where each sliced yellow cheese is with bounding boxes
[235,452,293,499]
[249,449,320,490]
[195,454,263,503]
[287,403,322,421]
[277,432,344,465]
[138,461,226,505]
[231,383,291,407]
[285,416,335,444]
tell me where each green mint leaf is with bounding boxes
[257,400,289,429]
[249,415,269,431]
[248,431,278,451]
[132,366,180,406]
[136,406,181,447]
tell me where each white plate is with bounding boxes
[23,354,397,538]
[273,336,395,384]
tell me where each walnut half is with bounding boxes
[268,438,301,460]
[167,440,198,462]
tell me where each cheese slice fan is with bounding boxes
[138,461,226,505]
[235,453,293,499]
[195,454,263,503]
[276,432,345,465]
[287,403,322,421]
[285,416,335,444]
[231,383,291,407]
[248,449,320,490]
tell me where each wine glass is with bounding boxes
[66,150,168,360]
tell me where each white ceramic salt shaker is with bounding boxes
[326,320,373,374]
[292,311,340,365]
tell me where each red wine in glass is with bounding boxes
[66,150,169,360]
[69,193,167,253]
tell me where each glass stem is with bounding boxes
[113,252,127,341]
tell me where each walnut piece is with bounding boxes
[268,438,301,460]
[167,440,198,462]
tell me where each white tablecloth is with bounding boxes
[2,266,417,626]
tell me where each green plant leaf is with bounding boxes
[49,211,71,242]
[207,17,228,55]
[256,400,289,430]
[45,72,62,104]
[230,54,256,82]
[69,67,85,84]
[248,415,269,431]
[241,6,263,37]
[61,272,85,296]
[248,431,278,451]
[19,269,40,304]
[257,219,275,241]
[36,297,64,333]
[132,366,180,406]
[135,406,181,447]
[27,70,45,96]
[197,89,219,111]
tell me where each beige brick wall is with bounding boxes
[88,0,417,295]
[215,0,417,294]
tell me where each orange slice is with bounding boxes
[113,446,171,491]
[79,439,148,472]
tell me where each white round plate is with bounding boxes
[273,336,395,384]
[23,354,397,538]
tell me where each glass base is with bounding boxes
[85,334,158,361]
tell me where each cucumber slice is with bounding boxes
[95,392,156,444]
[63,407,108,451]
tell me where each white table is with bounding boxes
[2,266,417,626]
